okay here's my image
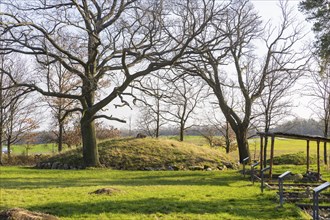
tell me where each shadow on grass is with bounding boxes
[0,169,239,189]
[27,197,301,219]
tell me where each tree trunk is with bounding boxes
[225,121,230,154]
[263,137,268,168]
[179,123,184,141]
[324,124,328,164]
[156,99,160,138]
[58,123,63,152]
[80,113,100,167]
[235,128,251,163]
[324,142,327,165]
[0,132,3,166]
[7,135,11,163]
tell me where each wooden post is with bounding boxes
[269,135,275,181]
[307,140,310,173]
[260,136,264,172]
[317,140,320,181]
[264,136,268,168]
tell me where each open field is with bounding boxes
[9,143,58,155]
[7,136,329,158]
[0,166,321,220]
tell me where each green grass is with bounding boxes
[0,166,311,220]
[10,143,59,155]
[166,136,210,146]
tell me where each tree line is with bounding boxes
[0,0,329,167]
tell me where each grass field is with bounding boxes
[7,136,329,158]
[0,166,315,220]
[9,143,58,155]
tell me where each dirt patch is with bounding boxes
[89,187,122,195]
[0,208,59,220]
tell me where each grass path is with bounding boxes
[0,167,310,220]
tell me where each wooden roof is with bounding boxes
[257,132,330,143]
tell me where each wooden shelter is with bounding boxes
[256,132,330,180]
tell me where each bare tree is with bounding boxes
[179,0,308,162]
[201,106,237,153]
[4,96,40,160]
[133,72,168,137]
[306,57,330,164]
[41,62,79,153]
[253,61,303,166]
[162,73,207,141]
[0,54,36,163]
[0,0,219,166]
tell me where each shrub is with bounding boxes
[272,152,316,165]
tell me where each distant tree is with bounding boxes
[133,72,168,138]
[253,61,303,166]
[274,118,322,135]
[162,73,208,141]
[306,57,330,164]
[95,122,120,140]
[40,62,79,153]
[63,120,82,149]
[4,94,40,160]
[0,54,36,163]
[299,0,330,58]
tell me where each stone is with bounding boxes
[51,162,60,169]
[189,166,204,171]
[293,173,304,181]
[218,165,227,171]
[0,208,59,220]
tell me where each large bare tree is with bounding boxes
[179,0,308,162]
[0,0,220,166]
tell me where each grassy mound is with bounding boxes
[272,152,316,165]
[42,138,235,170]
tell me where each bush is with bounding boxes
[1,154,51,166]
[272,152,316,165]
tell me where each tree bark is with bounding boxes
[58,123,63,152]
[235,127,251,163]
[156,99,160,138]
[324,142,328,165]
[324,123,328,164]
[80,112,100,167]
[7,134,11,163]
[225,120,230,154]
[179,122,184,141]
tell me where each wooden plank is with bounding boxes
[257,132,330,143]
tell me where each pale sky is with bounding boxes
[105,0,316,130]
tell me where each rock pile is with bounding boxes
[0,208,59,220]
[35,162,84,170]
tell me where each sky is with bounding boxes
[104,0,316,130]
[253,0,315,120]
